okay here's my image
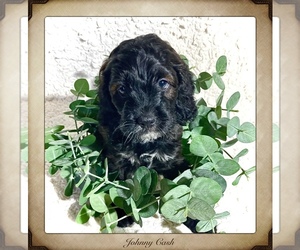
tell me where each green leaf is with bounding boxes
[214,211,230,219]
[21,128,28,144]
[117,180,134,200]
[69,100,85,111]
[192,169,227,193]
[226,91,240,111]
[208,111,218,130]
[86,89,98,98]
[196,219,217,233]
[216,90,224,107]
[190,135,219,157]
[134,166,152,195]
[182,130,191,139]
[75,117,98,124]
[232,175,242,186]
[190,177,223,205]
[21,146,28,163]
[212,72,225,90]
[45,125,65,134]
[160,178,177,197]
[60,166,72,179]
[53,158,73,167]
[160,199,187,224]
[180,54,189,66]
[233,148,249,161]
[48,165,59,175]
[64,179,74,197]
[109,187,127,209]
[221,138,238,148]
[138,195,158,218]
[216,55,227,75]
[48,139,70,146]
[70,89,79,96]
[148,169,158,193]
[237,122,256,143]
[227,116,240,137]
[197,105,211,117]
[215,159,241,176]
[132,177,143,201]
[101,209,118,232]
[79,134,96,146]
[197,162,214,171]
[187,197,216,220]
[173,169,193,185]
[74,79,89,95]
[191,126,204,138]
[273,123,279,143]
[162,185,190,204]
[75,204,92,224]
[130,198,141,223]
[78,177,91,205]
[215,106,222,119]
[197,72,213,90]
[209,152,224,164]
[45,146,65,162]
[89,193,112,213]
[245,166,256,175]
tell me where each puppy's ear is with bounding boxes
[98,58,119,127]
[174,61,197,125]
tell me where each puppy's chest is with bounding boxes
[118,147,174,168]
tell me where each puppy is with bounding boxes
[98,34,198,229]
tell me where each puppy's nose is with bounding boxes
[137,115,155,128]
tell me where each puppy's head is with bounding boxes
[99,34,197,144]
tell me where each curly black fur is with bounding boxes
[98,34,198,230]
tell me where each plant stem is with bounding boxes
[106,196,160,230]
[222,148,233,159]
[107,181,130,191]
[87,172,104,181]
[67,132,76,159]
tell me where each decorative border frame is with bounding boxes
[275,0,300,20]
[0,1,28,250]
[273,1,300,249]
[29,0,272,250]
[0,230,25,250]
[275,229,300,250]
[0,0,25,20]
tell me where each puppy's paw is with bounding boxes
[117,216,134,228]
[115,208,134,228]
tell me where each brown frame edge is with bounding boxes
[28,0,48,20]
[251,0,273,19]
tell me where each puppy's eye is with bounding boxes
[158,79,170,89]
[117,85,126,95]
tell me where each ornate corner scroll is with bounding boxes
[252,0,273,19]
[274,229,300,250]
[28,230,49,250]
[28,0,48,20]
[0,0,25,21]
[0,229,25,250]
[275,0,300,20]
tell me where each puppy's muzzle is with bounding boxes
[136,114,156,129]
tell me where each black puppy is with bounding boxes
[98,34,198,230]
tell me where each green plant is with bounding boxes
[45,55,255,233]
